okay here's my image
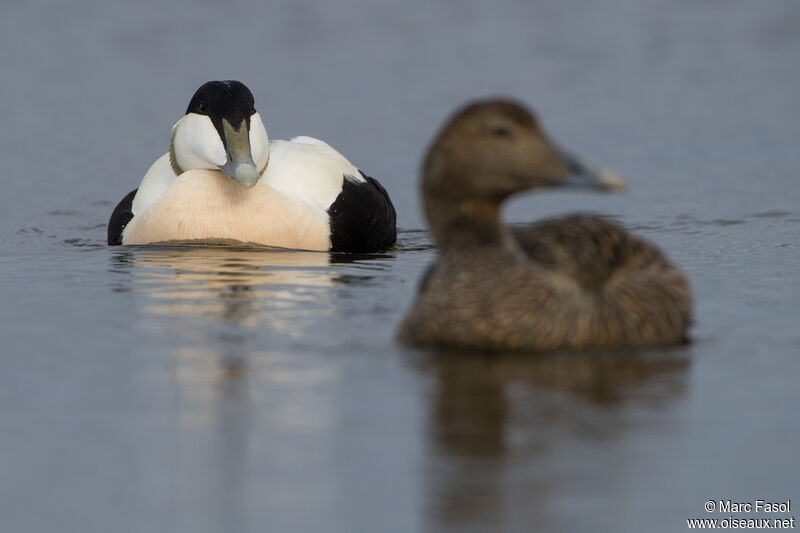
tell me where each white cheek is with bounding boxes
[249,112,270,172]
[173,114,226,171]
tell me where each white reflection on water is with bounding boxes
[121,245,334,334]
[108,245,346,420]
[107,245,351,533]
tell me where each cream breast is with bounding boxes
[122,169,330,250]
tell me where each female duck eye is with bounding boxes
[491,126,510,137]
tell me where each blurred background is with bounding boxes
[0,0,798,532]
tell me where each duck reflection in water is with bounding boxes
[108,246,347,532]
[107,245,395,376]
[109,245,336,368]
[419,348,689,528]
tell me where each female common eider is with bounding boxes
[108,80,396,253]
[397,99,692,351]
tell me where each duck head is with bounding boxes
[422,99,625,204]
[169,80,269,188]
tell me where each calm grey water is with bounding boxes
[1,0,799,532]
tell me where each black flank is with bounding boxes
[328,173,397,253]
[107,188,138,245]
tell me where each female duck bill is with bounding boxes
[556,147,627,191]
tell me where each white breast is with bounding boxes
[123,169,331,250]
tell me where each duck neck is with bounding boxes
[424,195,512,253]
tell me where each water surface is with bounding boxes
[1,1,799,532]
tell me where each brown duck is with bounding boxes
[397,100,692,351]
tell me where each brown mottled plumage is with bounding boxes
[397,100,692,351]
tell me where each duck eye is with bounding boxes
[198,102,207,112]
[491,126,510,137]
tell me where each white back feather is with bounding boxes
[132,153,176,215]
[264,136,365,211]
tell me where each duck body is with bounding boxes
[397,99,692,351]
[119,168,331,249]
[403,214,691,351]
[108,81,396,252]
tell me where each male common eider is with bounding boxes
[108,80,396,252]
